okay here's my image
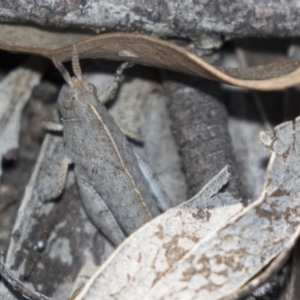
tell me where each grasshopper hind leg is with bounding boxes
[77,178,126,246]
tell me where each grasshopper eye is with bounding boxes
[87,83,97,94]
[63,95,76,109]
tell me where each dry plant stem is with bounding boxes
[164,72,245,200]
[0,261,50,300]
[235,46,272,131]
[235,45,285,300]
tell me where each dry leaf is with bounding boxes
[73,115,300,300]
[1,32,300,91]
[0,57,47,179]
[127,117,300,300]
[0,24,93,51]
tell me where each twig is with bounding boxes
[0,260,51,300]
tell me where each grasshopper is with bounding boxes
[42,46,170,246]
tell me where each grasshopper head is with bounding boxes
[55,45,99,119]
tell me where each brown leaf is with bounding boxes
[0,24,93,52]
[1,30,300,91]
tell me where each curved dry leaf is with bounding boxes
[1,32,300,91]
[74,115,300,300]
[135,118,300,300]
[0,24,94,52]
[226,245,292,300]
[74,166,243,300]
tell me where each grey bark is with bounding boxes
[1,0,300,46]
[163,70,246,200]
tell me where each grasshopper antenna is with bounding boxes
[72,44,82,80]
[52,57,73,87]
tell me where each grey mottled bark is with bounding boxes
[1,0,300,46]
[164,71,245,200]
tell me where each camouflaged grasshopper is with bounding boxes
[42,46,170,246]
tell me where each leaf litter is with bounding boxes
[74,116,300,300]
[0,33,297,299]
